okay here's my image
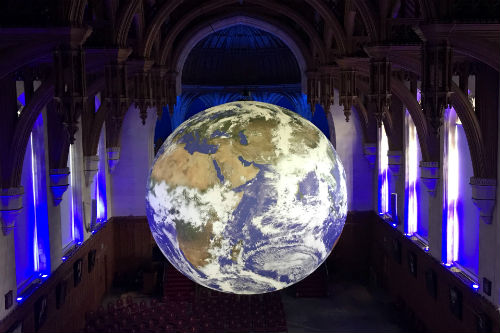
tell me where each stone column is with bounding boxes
[83,155,99,233]
[0,187,22,318]
[420,161,444,262]
[106,147,120,173]
[363,143,377,167]
[47,168,68,272]
[473,178,497,300]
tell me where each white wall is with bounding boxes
[111,106,157,217]
[456,122,479,275]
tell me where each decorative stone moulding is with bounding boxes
[106,147,120,173]
[49,168,70,206]
[84,155,100,186]
[388,151,403,176]
[363,143,377,167]
[0,187,24,235]
[420,161,440,193]
[470,177,497,225]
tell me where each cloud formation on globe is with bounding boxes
[146,101,347,294]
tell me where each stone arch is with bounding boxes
[8,81,54,188]
[114,0,141,46]
[168,15,312,94]
[141,0,345,59]
[450,83,486,179]
[353,0,378,40]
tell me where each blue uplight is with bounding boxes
[16,297,23,302]
[472,284,479,290]
[18,92,25,106]
[62,256,67,261]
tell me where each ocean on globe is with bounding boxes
[146,101,347,294]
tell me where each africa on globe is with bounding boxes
[146,101,347,294]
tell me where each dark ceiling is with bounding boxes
[181,24,301,86]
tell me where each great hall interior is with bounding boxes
[0,1,499,332]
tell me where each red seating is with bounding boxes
[85,264,288,332]
[116,298,124,308]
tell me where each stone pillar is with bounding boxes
[420,161,444,262]
[0,187,23,235]
[473,178,497,300]
[106,147,120,173]
[388,151,404,230]
[0,188,22,318]
[0,223,17,319]
[363,143,377,167]
[83,155,99,233]
[47,169,66,272]
[48,168,70,206]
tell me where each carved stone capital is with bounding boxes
[107,147,120,173]
[0,187,24,235]
[49,168,70,206]
[470,177,497,225]
[388,150,403,175]
[363,143,377,167]
[84,155,100,186]
[420,161,440,193]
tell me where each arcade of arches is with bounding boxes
[0,1,499,332]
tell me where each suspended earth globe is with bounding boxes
[146,101,347,294]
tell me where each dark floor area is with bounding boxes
[88,262,409,333]
[282,280,406,333]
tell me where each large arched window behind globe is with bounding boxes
[184,97,210,121]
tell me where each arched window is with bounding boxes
[378,123,389,215]
[94,127,107,226]
[405,110,426,239]
[444,107,478,277]
[15,112,50,291]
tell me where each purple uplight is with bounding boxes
[445,108,459,265]
[378,124,389,215]
[406,110,418,235]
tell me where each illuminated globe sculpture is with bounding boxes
[146,101,347,294]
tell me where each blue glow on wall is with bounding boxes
[184,97,208,120]
[405,110,419,235]
[310,104,330,139]
[378,124,390,215]
[96,134,107,224]
[94,95,101,112]
[275,96,295,111]
[456,121,479,275]
[15,112,51,291]
[96,175,107,223]
[18,92,25,106]
[154,106,173,147]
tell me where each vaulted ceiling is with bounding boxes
[182,25,301,86]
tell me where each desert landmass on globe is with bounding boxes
[146,101,347,294]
